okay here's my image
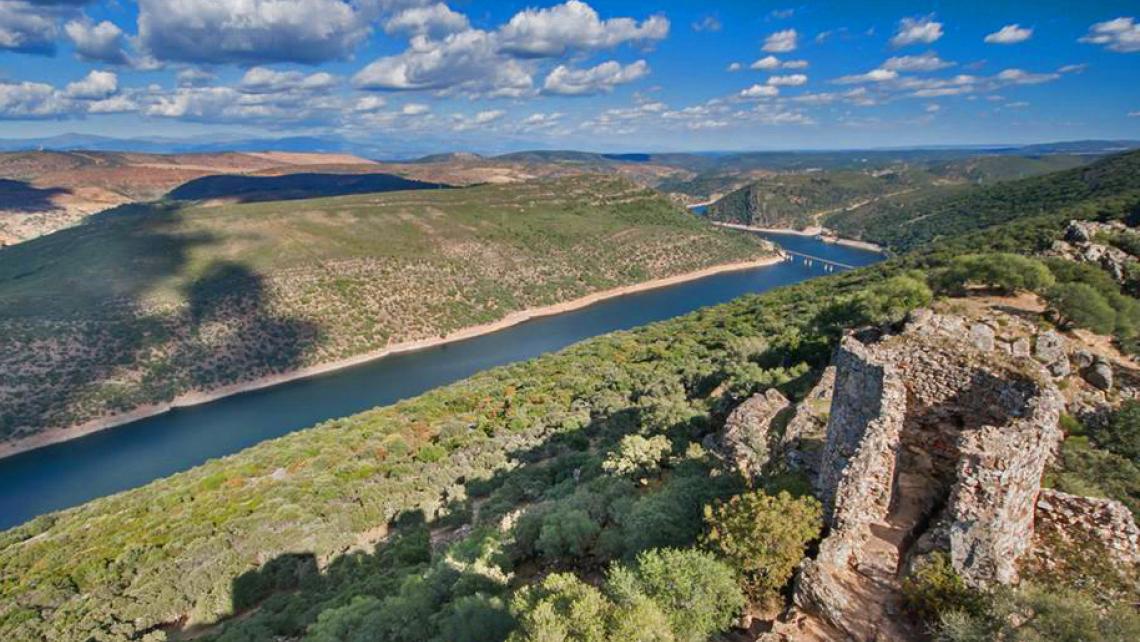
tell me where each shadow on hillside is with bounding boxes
[166,172,447,203]
[0,201,318,439]
[0,179,69,213]
[174,383,774,641]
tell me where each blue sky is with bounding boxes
[0,0,1137,152]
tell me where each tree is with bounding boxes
[934,253,1055,295]
[1091,401,1140,462]
[508,573,610,642]
[1045,282,1117,334]
[702,490,823,607]
[536,507,601,560]
[602,435,672,477]
[606,548,744,642]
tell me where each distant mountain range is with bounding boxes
[0,134,1135,162]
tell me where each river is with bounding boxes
[0,234,881,530]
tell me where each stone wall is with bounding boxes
[790,311,1066,639]
[1034,489,1140,566]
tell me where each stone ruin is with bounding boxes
[778,313,1067,640]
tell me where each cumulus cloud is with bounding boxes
[451,108,505,130]
[137,0,375,64]
[984,24,1033,44]
[0,80,68,117]
[726,62,742,72]
[996,68,1060,85]
[766,73,807,87]
[890,16,943,47]
[385,3,469,38]
[1058,63,1088,74]
[882,52,954,72]
[520,111,563,129]
[1079,16,1140,53]
[762,28,797,52]
[176,68,216,87]
[739,84,778,98]
[751,55,781,70]
[833,68,898,84]
[782,59,809,69]
[542,59,649,95]
[354,30,534,97]
[65,69,117,99]
[239,67,338,94]
[497,0,668,57]
[64,17,128,64]
[0,0,69,53]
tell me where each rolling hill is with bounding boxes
[0,175,771,448]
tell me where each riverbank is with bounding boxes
[711,222,886,254]
[0,253,783,460]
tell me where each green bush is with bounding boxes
[901,552,984,625]
[602,435,672,477]
[934,253,1055,295]
[1090,401,1140,463]
[606,548,744,642]
[701,490,823,606]
[1044,282,1117,334]
[935,585,1140,642]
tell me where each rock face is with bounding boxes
[1084,359,1114,391]
[787,311,1064,641]
[1049,220,1139,286]
[715,388,791,479]
[781,367,836,480]
[1034,489,1140,567]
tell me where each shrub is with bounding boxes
[901,552,984,625]
[935,585,1140,642]
[701,490,823,606]
[606,548,744,642]
[934,253,1055,295]
[1090,400,1140,462]
[1044,282,1117,334]
[602,435,672,477]
[507,573,610,642]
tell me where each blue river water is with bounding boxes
[0,234,881,530]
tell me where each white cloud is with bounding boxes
[1058,63,1088,74]
[925,103,940,113]
[782,59,809,69]
[177,68,216,87]
[1129,111,1140,117]
[882,52,954,72]
[762,28,797,52]
[520,111,563,129]
[750,55,781,70]
[137,0,376,64]
[996,68,1060,85]
[497,0,668,57]
[726,62,742,72]
[385,3,470,38]
[767,73,807,86]
[353,95,388,112]
[451,108,506,131]
[542,59,649,95]
[833,68,897,84]
[739,84,779,98]
[354,30,534,97]
[0,0,67,53]
[984,24,1033,44]
[64,17,129,64]
[692,15,720,32]
[88,94,138,113]
[0,81,68,118]
[65,70,118,100]
[239,67,337,94]
[1004,101,1029,108]
[402,103,431,115]
[890,16,943,47]
[1079,16,1140,53]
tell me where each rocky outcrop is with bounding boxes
[1034,489,1139,566]
[784,310,1065,641]
[781,367,836,480]
[714,388,791,479]
[1048,220,1138,285]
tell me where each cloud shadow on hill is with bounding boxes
[166,172,448,204]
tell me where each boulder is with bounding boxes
[717,388,791,479]
[1011,337,1031,358]
[1064,220,1096,244]
[1073,349,1095,370]
[969,323,995,352]
[1035,330,1066,364]
[1085,359,1114,391]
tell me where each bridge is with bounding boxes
[779,249,857,271]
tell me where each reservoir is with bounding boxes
[0,234,882,530]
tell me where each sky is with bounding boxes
[0,0,1138,153]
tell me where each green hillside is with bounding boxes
[826,150,1140,251]
[0,175,770,443]
[705,170,916,228]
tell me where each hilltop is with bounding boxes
[0,150,380,245]
[0,175,772,450]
